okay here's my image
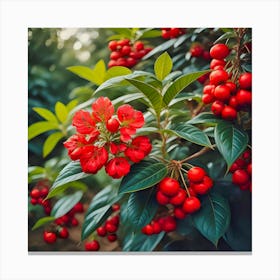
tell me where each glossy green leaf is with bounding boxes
[32,216,55,230]
[104,66,132,80]
[119,160,168,194]
[33,107,58,123]
[154,52,173,81]
[187,112,223,125]
[163,70,210,105]
[55,101,68,123]
[49,161,90,197]
[81,185,121,240]
[51,191,83,218]
[192,193,231,246]
[214,122,248,170]
[43,131,64,158]
[67,65,96,84]
[126,188,158,229]
[170,123,212,147]
[125,78,162,115]
[28,121,59,140]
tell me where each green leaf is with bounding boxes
[214,31,235,44]
[28,121,59,140]
[138,29,162,39]
[214,122,248,171]
[192,193,231,246]
[154,52,173,81]
[91,59,106,85]
[170,123,212,147]
[187,112,223,125]
[48,161,90,198]
[119,160,168,194]
[32,216,55,230]
[66,99,78,112]
[110,28,132,38]
[126,188,158,229]
[33,107,58,123]
[142,39,177,60]
[125,78,162,115]
[43,131,64,158]
[163,70,210,105]
[67,65,96,84]
[55,101,68,123]
[104,66,132,81]
[51,191,83,218]
[81,185,122,240]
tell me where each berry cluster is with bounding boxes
[108,39,152,68]
[64,97,152,179]
[161,28,185,39]
[190,43,211,60]
[30,179,51,215]
[201,43,252,120]
[84,203,120,251]
[229,149,252,191]
[142,167,213,235]
[43,202,84,244]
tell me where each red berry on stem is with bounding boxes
[211,100,225,116]
[247,163,252,176]
[85,240,100,251]
[170,188,187,205]
[239,73,252,89]
[187,167,206,183]
[43,231,57,244]
[107,234,117,242]
[191,182,209,195]
[203,84,215,95]
[232,169,250,185]
[71,217,79,227]
[108,41,118,51]
[134,41,144,51]
[105,222,118,233]
[107,215,119,226]
[30,189,40,199]
[210,59,226,69]
[121,45,131,56]
[156,190,170,205]
[159,177,180,197]
[221,106,237,120]
[209,69,229,85]
[97,226,107,237]
[58,227,69,239]
[30,198,37,205]
[202,94,215,104]
[210,44,230,59]
[183,197,201,214]
[151,221,162,234]
[236,90,252,106]
[174,207,186,219]
[142,224,154,235]
[106,118,119,133]
[40,187,49,197]
[162,216,177,232]
[214,85,231,101]
[112,203,120,211]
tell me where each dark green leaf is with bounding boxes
[125,78,162,115]
[81,185,122,240]
[214,122,248,171]
[214,32,235,44]
[163,70,210,105]
[51,191,83,218]
[119,160,168,194]
[28,121,59,140]
[48,161,90,198]
[187,112,223,125]
[43,131,64,158]
[173,34,191,48]
[192,193,231,246]
[154,52,173,81]
[170,123,212,147]
[32,216,55,230]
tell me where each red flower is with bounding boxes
[80,146,108,174]
[125,136,152,163]
[64,134,95,160]
[110,142,127,155]
[72,110,99,137]
[92,97,114,123]
[117,104,144,142]
[105,157,130,178]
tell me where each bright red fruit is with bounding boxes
[71,217,79,226]
[211,100,225,116]
[72,202,84,213]
[107,234,117,242]
[221,106,237,120]
[107,216,119,226]
[239,73,252,89]
[97,226,107,237]
[214,85,231,101]
[30,188,40,199]
[159,178,180,197]
[203,84,215,95]
[174,207,186,219]
[247,163,252,176]
[202,93,215,104]
[190,45,204,57]
[105,222,118,233]
[229,96,239,108]
[156,190,170,205]
[183,197,201,214]
[236,90,252,106]
[162,216,177,232]
[108,60,118,68]
[134,41,144,51]
[170,189,186,205]
[43,231,57,244]
[210,59,226,69]
[108,41,118,51]
[232,169,250,185]
[187,167,206,183]
[112,203,121,211]
[121,45,131,56]
[209,69,229,85]
[58,227,69,239]
[142,224,154,235]
[85,240,100,251]
[225,81,237,93]
[151,221,162,234]
[105,157,130,178]
[110,51,121,60]
[210,44,230,59]
[191,182,209,195]
[106,118,119,133]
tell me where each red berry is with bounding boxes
[183,197,201,214]
[107,216,119,226]
[44,207,51,215]
[235,158,247,168]
[232,169,250,185]
[96,226,107,237]
[116,57,127,67]
[159,177,180,197]
[210,59,226,69]
[30,188,40,199]
[108,60,118,68]
[202,50,211,60]
[108,41,118,51]
[211,100,225,116]
[209,69,229,85]
[162,29,170,39]
[229,96,239,108]
[170,188,186,205]
[174,207,186,219]
[110,51,122,60]
[85,240,100,251]
[134,41,144,51]
[118,39,130,47]
[112,203,121,211]
[30,198,37,205]
[107,234,117,242]
[191,182,209,195]
[71,217,79,227]
[126,57,137,67]
[121,45,131,56]
[151,221,162,234]
[105,222,118,233]
[242,150,251,160]
[106,118,119,133]
[142,224,154,235]
[190,45,204,57]
[203,84,215,95]
[239,73,252,89]
[214,85,231,101]
[187,167,206,183]
[247,163,252,176]
[202,93,215,104]
[162,216,177,232]
[43,231,57,244]
[73,202,84,213]
[188,187,197,197]
[221,106,237,120]
[156,191,170,205]
[236,90,252,106]
[210,44,230,59]
[239,182,251,191]
[170,28,181,38]
[40,187,49,197]
[203,176,213,189]
[229,162,239,173]
[224,81,237,93]
[58,227,69,239]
